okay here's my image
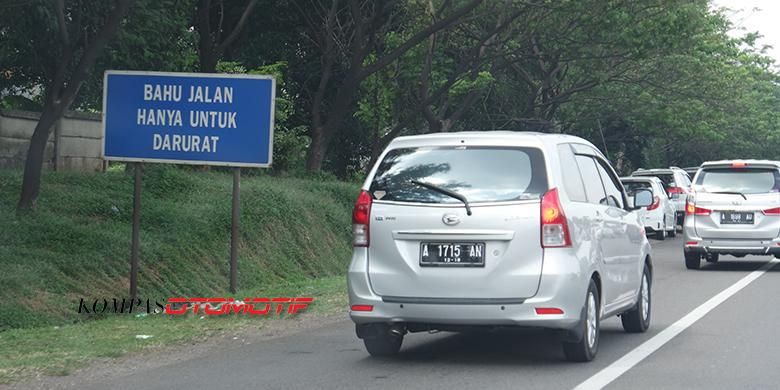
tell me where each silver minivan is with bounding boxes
[348,132,653,361]
[683,160,780,269]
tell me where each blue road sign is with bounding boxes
[102,71,275,167]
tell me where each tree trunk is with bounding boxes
[305,127,327,171]
[16,0,134,211]
[17,106,62,210]
[199,51,218,73]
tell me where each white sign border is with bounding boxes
[101,70,276,168]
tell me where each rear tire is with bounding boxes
[364,334,403,357]
[562,279,600,362]
[685,252,701,270]
[622,265,651,333]
[705,253,719,263]
[655,226,665,241]
[668,220,677,237]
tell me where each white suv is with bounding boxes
[632,167,692,227]
[348,131,654,361]
[621,177,677,240]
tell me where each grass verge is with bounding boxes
[0,166,357,384]
[0,275,347,384]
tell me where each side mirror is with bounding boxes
[631,189,653,210]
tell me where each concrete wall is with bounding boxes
[0,109,105,172]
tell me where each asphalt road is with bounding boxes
[67,237,780,389]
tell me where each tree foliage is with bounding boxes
[1,0,778,185]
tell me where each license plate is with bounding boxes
[720,211,754,225]
[420,242,485,267]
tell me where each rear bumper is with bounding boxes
[347,248,587,331]
[683,224,780,256]
[683,236,780,256]
[684,244,780,256]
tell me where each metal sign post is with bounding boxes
[130,162,142,300]
[230,167,240,294]
[102,71,275,297]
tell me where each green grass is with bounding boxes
[0,166,357,330]
[0,275,348,384]
[0,166,358,382]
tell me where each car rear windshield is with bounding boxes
[695,168,780,194]
[622,181,652,195]
[369,146,548,203]
[634,172,675,187]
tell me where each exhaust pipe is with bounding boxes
[388,324,407,337]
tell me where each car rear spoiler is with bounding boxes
[701,162,780,170]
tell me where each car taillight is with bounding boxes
[350,304,373,312]
[668,186,685,198]
[352,190,372,247]
[647,196,661,211]
[535,307,564,315]
[541,188,571,248]
[686,202,711,216]
[763,207,780,215]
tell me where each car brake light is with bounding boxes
[541,188,571,248]
[667,186,685,198]
[535,307,564,315]
[350,304,373,312]
[647,196,661,211]
[686,202,711,216]
[352,190,372,247]
[763,207,780,215]
[731,161,747,168]
[685,241,698,246]
[668,187,684,194]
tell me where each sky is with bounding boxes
[711,0,780,64]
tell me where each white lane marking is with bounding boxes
[574,259,779,390]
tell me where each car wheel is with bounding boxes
[705,253,719,263]
[685,252,701,270]
[562,279,600,362]
[621,265,651,333]
[668,219,677,237]
[655,225,665,241]
[364,333,403,357]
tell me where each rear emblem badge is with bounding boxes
[442,214,460,226]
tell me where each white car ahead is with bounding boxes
[621,177,677,240]
[632,167,692,228]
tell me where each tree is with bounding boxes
[554,1,780,170]
[356,0,535,168]
[74,0,196,110]
[3,0,134,210]
[195,0,259,73]
[294,0,483,171]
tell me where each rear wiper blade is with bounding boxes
[710,191,747,200]
[410,180,472,216]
